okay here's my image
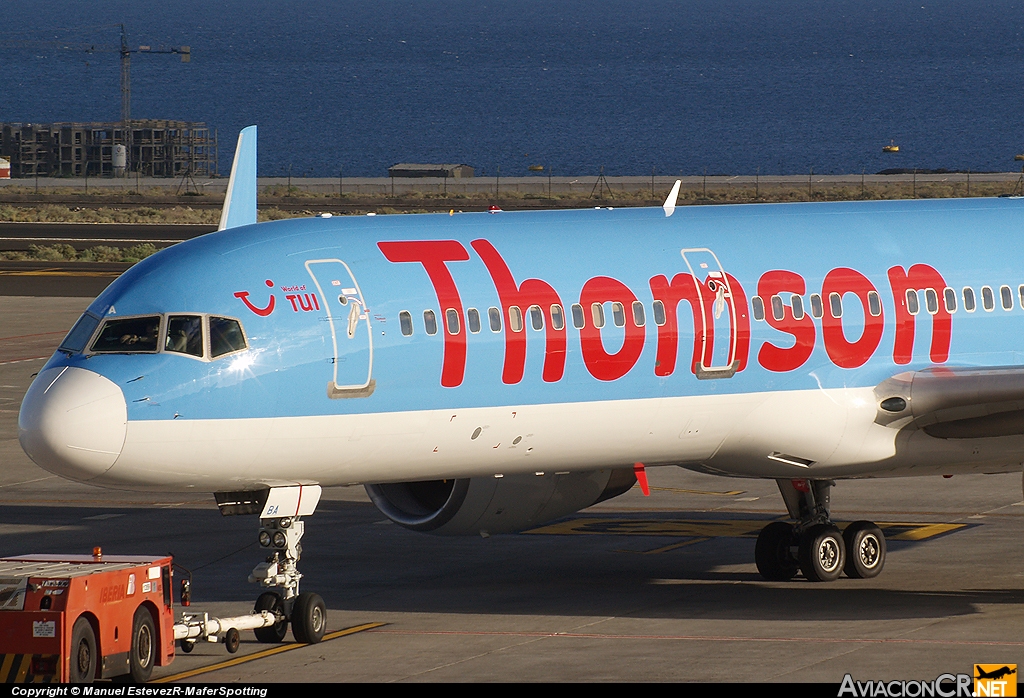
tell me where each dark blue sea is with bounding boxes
[2,0,1022,177]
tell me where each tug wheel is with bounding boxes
[70,617,97,683]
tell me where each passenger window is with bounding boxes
[530,305,544,331]
[488,307,502,332]
[791,295,805,320]
[509,306,523,332]
[982,286,994,311]
[632,301,645,327]
[944,287,957,313]
[751,297,765,322]
[1019,285,1024,310]
[905,289,919,316]
[867,291,881,317]
[91,316,161,353]
[591,303,605,329]
[612,302,625,327]
[1001,285,1013,311]
[400,311,414,336]
[165,315,204,357]
[810,294,823,319]
[925,289,938,315]
[550,304,565,331]
[829,293,843,319]
[445,308,461,335]
[209,317,247,358]
[771,295,785,322]
[423,310,438,335]
[571,303,585,329]
[59,313,100,354]
[652,300,666,326]
[467,308,481,334]
[963,287,976,312]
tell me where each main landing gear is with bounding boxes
[245,486,326,644]
[754,479,886,582]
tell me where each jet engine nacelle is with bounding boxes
[365,468,637,536]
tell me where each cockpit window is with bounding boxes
[90,316,161,353]
[209,317,247,358]
[165,315,204,357]
[59,313,101,354]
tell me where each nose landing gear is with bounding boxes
[754,479,886,582]
[244,485,327,643]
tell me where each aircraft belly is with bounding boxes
[90,393,754,491]
[90,388,1024,492]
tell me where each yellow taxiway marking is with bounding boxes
[616,537,712,554]
[648,486,746,497]
[0,269,120,277]
[152,622,386,683]
[877,522,966,541]
[526,517,969,544]
[527,518,768,538]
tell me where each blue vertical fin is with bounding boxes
[218,125,258,231]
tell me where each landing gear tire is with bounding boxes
[799,524,846,582]
[224,627,241,654]
[253,591,288,643]
[755,521,799,581]
[69,617,97,683]
[180,639,195,653]
[843,521,886,579]
[291,592,327,644]
[129,606,156,682]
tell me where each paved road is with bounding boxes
[0,222,210,251]
[1,297,1022,682]
[0,261,128,297]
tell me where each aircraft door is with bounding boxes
[680,248,740,379]
[305,259,375,398]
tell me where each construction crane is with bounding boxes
[8,24,190,172]
[118,23,191,163]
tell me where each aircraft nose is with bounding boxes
[19,367,127,483]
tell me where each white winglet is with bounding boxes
[663,179,681,217]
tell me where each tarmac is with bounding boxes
[1,294,1023,683]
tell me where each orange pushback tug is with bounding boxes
[0,549,295,683]
[0,552,175,682]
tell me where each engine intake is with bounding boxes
[366,468,636,536]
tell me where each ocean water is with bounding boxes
[2,0,1022,177]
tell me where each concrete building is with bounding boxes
[0,120,217,177]
[387,163,474,178]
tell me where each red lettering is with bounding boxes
[887,264,951,364]
[648,272,749,376]
[579,277,645,381]
[298,294,315,312]
[821,268,884,369]
[649,273,704,376]
[378,240,470,387]
[724,273,751,373]
[471,239,566,383]
[757,270,815,372]
[285,294,300,312]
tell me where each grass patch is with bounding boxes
[1,243,160,263]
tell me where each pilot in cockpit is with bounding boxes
[120,319,160,347]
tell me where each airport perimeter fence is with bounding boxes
[1,172,1023,203]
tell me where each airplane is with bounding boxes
[975,666,1017,681]
[17,126,1024,643]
